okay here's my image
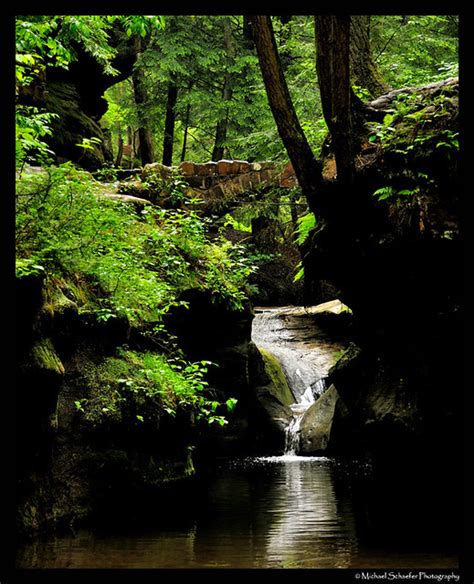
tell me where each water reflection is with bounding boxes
[16,457,458,569]
[261,458,357,568]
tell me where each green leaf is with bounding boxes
[225,397,238,413]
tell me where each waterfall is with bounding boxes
[251,306,341,457]
[284,377,326,455]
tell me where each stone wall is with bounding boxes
[143,160,296,199]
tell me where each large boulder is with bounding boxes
[299,384,342,454]
[247,343,293,454]
[324,343,421,454]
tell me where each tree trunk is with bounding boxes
[180,103,191,162]
[289,191,299,232]
[115,121,124,167]
[162,81,178,166]
[247,15,322,214]
[315,15,354,184]
[132,37,154,166]
[212,17,235,162]
[350,16,389,98]
[211,77,232,161]
[180,84,192,162]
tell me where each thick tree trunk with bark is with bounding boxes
[248,15,322,213]
[132,37,154,166]
[350,16,389,98]
[315,15,354,184]
[162,81,178,166]
[212,18,235,161]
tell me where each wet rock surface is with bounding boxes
[250,301,350,453]
[299,384,341,454]
[251,301,349,401]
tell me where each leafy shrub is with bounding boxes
[16,163,257,323]
[76,348,234,427]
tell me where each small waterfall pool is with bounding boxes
[16,303,459,569]
[16,456,458,569]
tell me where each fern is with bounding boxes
[294,212,316,246]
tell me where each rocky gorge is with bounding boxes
[14,15,462,571]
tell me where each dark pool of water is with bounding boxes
[16,456,459,569]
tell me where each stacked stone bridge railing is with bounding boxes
[141,159,298,215]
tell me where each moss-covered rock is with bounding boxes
[247,342,293,453]
[16,275,205,539]
[259,347,295,406]
[30,337,65,375]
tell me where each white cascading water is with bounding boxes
[284,378,326,455]
[251,306,341,456]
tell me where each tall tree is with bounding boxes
[349,16,389,98]
[247,15,322,213]
[162,81,178,165]
[212,17,236,161]
[315,15,355,184]
[180,81,193,162]
[132,36,154,166]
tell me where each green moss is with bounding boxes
[259,347,294,406]
[42,276,95,320]
[31,337,65,375]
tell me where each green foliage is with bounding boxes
[292,211,320,283]
[112,15,165,37]
[225,397,238,413]
[367,88,459,157]
[371,16,458,88]
[294,212,317,246]
[97,14,458,168]
[223,214,252,233]
[293,262,305,283]
[76,348,234,427]
[16,15,166,167]
[16,163,256,323]
[372,186,419,202]
[16,107,59,169]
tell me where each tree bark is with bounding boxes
[315,15,354,184]
[180,82,193,162]
[127,126,133,148]
[349,16,389,99]
[212,17,235,161]
[247,15,322,213]
[162,81,178,166]
[180,102,191,162]
[132,36,154,166]
[115,121,124,166]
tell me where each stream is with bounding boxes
[16,456,458,569]
[16,303,459,569]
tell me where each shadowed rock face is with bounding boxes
[299,384,341,454]
[302,79,461,465]
[19,26,138,169]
